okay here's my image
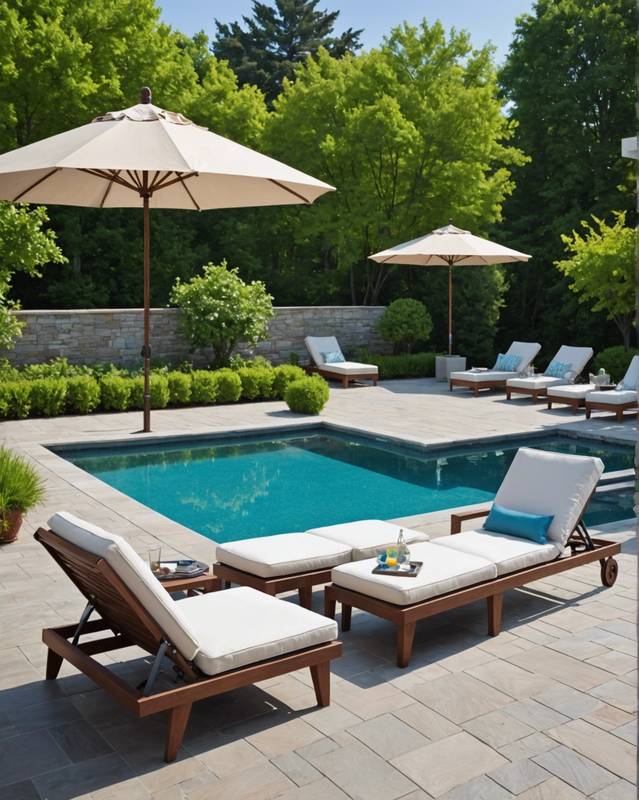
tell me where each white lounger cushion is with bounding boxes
[493,448,603,546]
[504,341,542,371]
[216,532,351,578]
[331,542,497,606]
[308,519,429,560]
[587,389,637,405]
[450,369,521,383]
[179,587,337,675]
[618,355,639,390]
[48,511,201,661]
[305,335,343,366]
[434,530,562,575]
[547,384,596,399]
[507,376,566,390]
[319,361,379,376]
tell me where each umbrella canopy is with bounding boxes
[0,88,334,430]
[369,224,530,354]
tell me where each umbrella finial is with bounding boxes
[140,86,152,104]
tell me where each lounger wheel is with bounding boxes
[600,557,618,587]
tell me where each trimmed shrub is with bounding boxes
[285,375,329,414]
[237,366,275,400]
[191,371,218,404]
[273,364,306,399]
[592,346,639,383]
[66,376,101,415]
[378,298,433,353]
[167,371,192,405]
[29,378,68,417]
[211,368,242,403]
[129,375,170,410]
[2,381,32,419]
[100,375,131,412]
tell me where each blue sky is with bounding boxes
[158,0,534,64]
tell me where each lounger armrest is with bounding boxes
[450,508,491,534]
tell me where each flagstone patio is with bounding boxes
[0,378,635,799]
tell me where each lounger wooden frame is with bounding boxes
[213,561,332,609]
[506,384,557,401]
[449,376,509,395]
[547,394,589,413]
[324,509,620,667]
[307,364,379,388]
[35,528,342,762]
[585,398,637,422]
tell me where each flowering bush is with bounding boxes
[170,261,274,368]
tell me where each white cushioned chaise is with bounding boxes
[304,336,378,386]
[326,447,615,668]
[507,345,593,400]
[585,355,638,421]
[40,512,341,763]
[48,512,338,675]
[449,341,540,394]
[215,520,429,603]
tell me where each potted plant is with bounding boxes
[0,447,45,543]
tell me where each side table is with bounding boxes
[436,355,467,382]
[159,570,220,596]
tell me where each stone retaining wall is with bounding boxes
[7,306,388,366]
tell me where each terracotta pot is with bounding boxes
[0,510,23,544]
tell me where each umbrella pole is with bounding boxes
[448,261,453,355]
[142,190,151,432]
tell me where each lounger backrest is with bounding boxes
[48,512,200,661]
[305,336,344,366]
[506,341,541,372]
[618,355,639,391]
[494,448,603,546]
[547,345,593,381]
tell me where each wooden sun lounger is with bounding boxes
[324,509,620,668]
[306,364,379,388]
[35,528,342,762]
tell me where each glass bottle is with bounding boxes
[397,529,411,570]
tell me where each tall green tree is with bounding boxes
[212,0,362,103]
[555,212,635,346]
[0,203,65,349]
[498,0,635,356]
[263,23,523,312]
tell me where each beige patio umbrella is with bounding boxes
[0,87,334,431]
[369,224,530,355]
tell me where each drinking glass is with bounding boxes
[148,547,162,573]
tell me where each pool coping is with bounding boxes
[22,419,636,559]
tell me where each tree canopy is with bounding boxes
[212,0,362,103]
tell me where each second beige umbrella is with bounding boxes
[369,224,530,355]
[0,87,334,431]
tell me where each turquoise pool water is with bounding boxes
[58,431,635,543]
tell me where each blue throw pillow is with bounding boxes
[494,353,522,372]
[322,351,345,364]
[545,360,571,379]
[484,503,553,545]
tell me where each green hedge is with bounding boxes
[285,375,330,414]
[355,351,437,379]
[0,357,325,420]
[592,346,639,383]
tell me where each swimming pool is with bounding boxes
[56,428,635,543]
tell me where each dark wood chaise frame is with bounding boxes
[547,393,590,414]
[307,363,379,389]
[506,383,558,402]
[324,510,620,668]
[585,397,637,422]
[449,375,510,396]
[35,528,342,762]
[213,562,333,609]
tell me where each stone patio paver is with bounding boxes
[0,380,634,800]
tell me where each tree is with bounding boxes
[263,23,523,310]
[555,213,635,347]
[378,299,432,354]
[497,0,635,356]
[170,262,275,368]
[0,203,66,349]
[212,0,362,103]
